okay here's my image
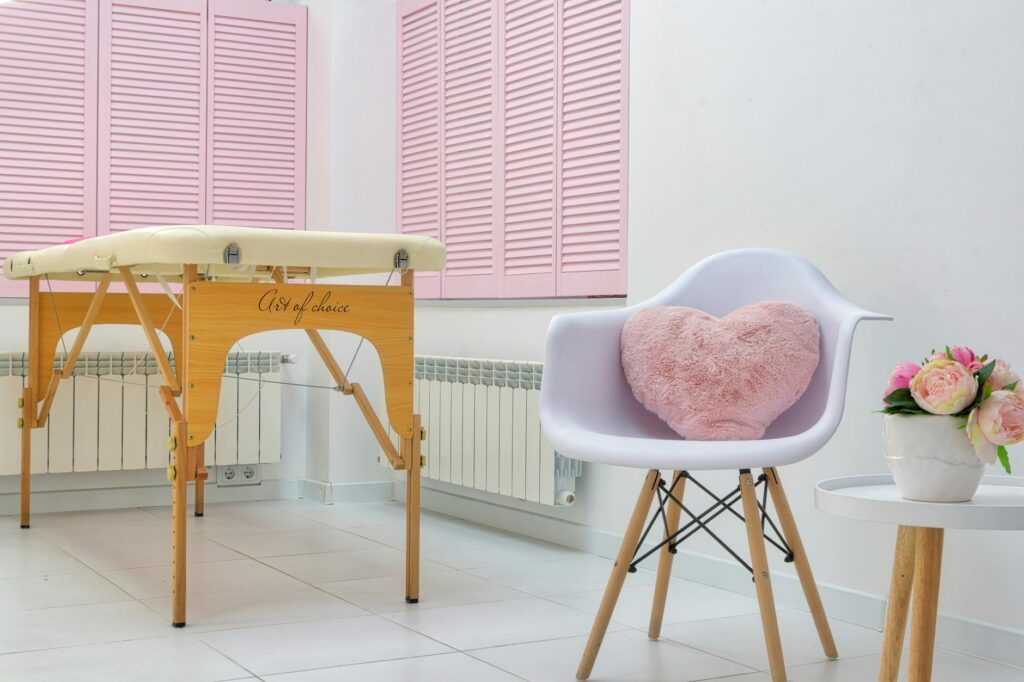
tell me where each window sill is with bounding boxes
[415,296,627,308]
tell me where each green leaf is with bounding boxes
[946,346,955,361]
[1005,381,1019,392]
[976,360,997,388]
[997,445,1012,475]
[883,388,917,406]
[957,422,967,430]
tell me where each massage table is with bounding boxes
[3,224,446,626]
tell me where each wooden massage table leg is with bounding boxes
[405,414,422,603]
[171,421,188,626]
[20,387,33,528]
[194,444,206,517]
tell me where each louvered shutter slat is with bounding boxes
[98,0,205,235]
[0,0,96,295]
[557,0,627,296]
[207,0,306,230]
[440,0,499,297]
[502,0,556,296]
[399,0,442,297]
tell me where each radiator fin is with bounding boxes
[0,351,283,475]
[387,355,581,506]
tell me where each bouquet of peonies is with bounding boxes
[882,346,1022,474]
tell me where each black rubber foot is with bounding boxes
[195,512,204,517]
[405,597,419,604]
[20,524,29,529]
[627,566,637,573]
[172,622,186,628]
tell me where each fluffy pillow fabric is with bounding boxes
[621,301,820,441]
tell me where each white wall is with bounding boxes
[326,0,1024,641]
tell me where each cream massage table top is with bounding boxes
[3,225,446,282]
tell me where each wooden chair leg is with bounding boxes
[765,467,838,659]
[879,525,917,682]
[908,527,943,682]
[405,414,422,604]
[20,387,32,529]
[739,470,786,682]
[171,420,188,627]
[648,470,685,640]
[577,469,660,681]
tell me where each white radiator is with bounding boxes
[385,356,582,506]
[0,352,283,475]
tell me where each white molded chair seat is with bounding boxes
[540,248,890,471]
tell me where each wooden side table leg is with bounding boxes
[908,527,943,682]
[879,525,917,682]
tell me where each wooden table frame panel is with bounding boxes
[18,268,424,625]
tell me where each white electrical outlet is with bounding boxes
[217,464,261,487]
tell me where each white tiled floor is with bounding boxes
[0,499,1020,681]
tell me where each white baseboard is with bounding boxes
[0,477,302,516]
[300,479,394,505]
[408,483,1024,671]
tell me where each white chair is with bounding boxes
[539,248,891,681]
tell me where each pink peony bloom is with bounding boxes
[910,359,978,415]
[883,361,921,400]
[930,346,983,372]
[986,359,1021,391]
[967,390,1024,464]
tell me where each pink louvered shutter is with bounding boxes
[207,0,306,229]
[557,0,628,296]
[398,0,442,297]
[0,0,97,294]
[98,0,206,234]
[502,0,556,297]
[439,0,500,298]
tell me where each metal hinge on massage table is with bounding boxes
[223,243,241,265]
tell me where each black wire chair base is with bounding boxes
[628,469,793,577]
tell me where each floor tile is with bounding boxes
[197,615,451,676]
[142,585,366,631]
[468,554,656,597]
[189,512,328,538]
[0,546,90,579]
[384,596,613,650]
[470,628,754,682]
[213,528,378,558]
[0,600,174,654]
[660,610,883,671]
[0,527,57,552]
[31,508,165,530]
[264,652,520,681]
[550,578,761,630]
[274,501,410,529]
[0,635,249,682]
[101,558,305,600]
[263,547,451,583]
[348,520,580,570]
[59,536,244,571]
[787,650,1024,682]
[317,570,529,614]
[0,571,131,613]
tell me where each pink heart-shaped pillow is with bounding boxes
[621,301,820,441]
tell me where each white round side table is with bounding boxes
[815,474,1024,682]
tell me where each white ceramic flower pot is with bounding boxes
[882,414,984,503]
